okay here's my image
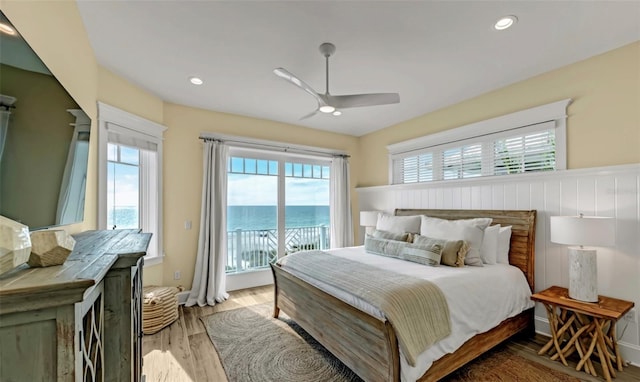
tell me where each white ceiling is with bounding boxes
[76,1,640,137]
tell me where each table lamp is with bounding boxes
[359,211,379,235]
[550,214,615,302]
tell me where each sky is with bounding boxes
[109,170,330,207]
[228,174,329,206]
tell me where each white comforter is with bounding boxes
[279,246,534,382]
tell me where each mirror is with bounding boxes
[0,11,91,230]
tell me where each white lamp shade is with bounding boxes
[550,215,615,247]
[359,211,379,227]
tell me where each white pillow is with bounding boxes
[376,213,421,234]
[497,226,512,264]
[480,224,500,265]
[420,216,492,266]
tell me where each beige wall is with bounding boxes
[161,103,359,288]
[358,41,640,187]
[97,67,164,125]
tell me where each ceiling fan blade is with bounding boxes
[299,109,318,120]
[273,68,325,106]
[327,93,400,109]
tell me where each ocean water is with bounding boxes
[108,205,330,231]
[228,205,329,231]
[107,206,138,229]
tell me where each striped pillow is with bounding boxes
[364,235,406,259]
[401,237,443,266]
[413,234,468,267]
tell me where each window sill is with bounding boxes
[143,254,164,268]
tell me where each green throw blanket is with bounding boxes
[278,250,451,366]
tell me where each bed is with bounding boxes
[270,209,537,382]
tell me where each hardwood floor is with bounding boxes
[142,285,640,382]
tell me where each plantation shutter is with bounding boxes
[390,120,556,183]
[492,122,556,175]
[392,153,433,184]
[442,144,482,180]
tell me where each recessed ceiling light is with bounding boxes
[0,22,16,36]
[332,110,342,116]
[319,105,335,113]
[189,76,204,85]
[494,15,518,31]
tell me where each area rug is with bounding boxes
[201,303,580,382]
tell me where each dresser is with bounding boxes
[0,229,150,382]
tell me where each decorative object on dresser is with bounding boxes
[27,229,76,267]
[359,210,379,235]
[0,215,31,274]
[0,229,150,382]
[550,214,615,302]
[531,286,634,382]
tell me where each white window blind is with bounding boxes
[388,99,570,185]
[493,129,555,175]
[393,153,433,183]
[107,123,159,151]
[442,144,482,180]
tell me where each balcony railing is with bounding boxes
[226,225,329,273]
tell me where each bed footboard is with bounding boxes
[271,263,400,382]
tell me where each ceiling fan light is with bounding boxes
[494,15,517,30]
[332,110,342,116]
[189,76,204,85]
[319,105,335,113]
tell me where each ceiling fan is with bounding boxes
[273,42,400,119]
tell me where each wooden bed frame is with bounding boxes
[271,209,537,381]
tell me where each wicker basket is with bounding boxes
[142,286,180,335]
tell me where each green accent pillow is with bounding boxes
[364,235,406,259]
[401,239,442,266]
[413,234,468,267]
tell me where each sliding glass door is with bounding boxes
[226,149,330,274]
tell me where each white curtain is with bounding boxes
[186,140,229,306]
[329,156,353,248]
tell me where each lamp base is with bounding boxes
[568,247,598,302]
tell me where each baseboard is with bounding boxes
[226,269,273,291]
[176,270,273,305]
[535,314,640,367]
[176,291,189,305]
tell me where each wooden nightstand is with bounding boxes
[531,286,634,382]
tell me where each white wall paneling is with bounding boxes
[357,163,640,365]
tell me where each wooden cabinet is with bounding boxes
[0,229,150,382]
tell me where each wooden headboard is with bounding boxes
[395,209,537,292]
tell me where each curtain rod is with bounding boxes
[198,135,349,158]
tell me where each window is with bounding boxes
[442,144,482,180]
[493,130,556,175]
[389,99,570,184]
[226,149,330,274]
[107,144,140,229]
[97,103,166,265]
